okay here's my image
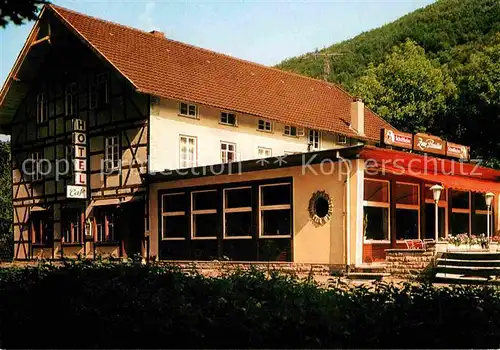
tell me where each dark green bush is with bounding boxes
[1,260,500,348]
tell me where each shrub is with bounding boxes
[1,260,500,348]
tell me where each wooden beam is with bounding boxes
[30,36,51,47]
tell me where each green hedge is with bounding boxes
[1,260,500,348]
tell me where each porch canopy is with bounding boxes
[359,146,500,193]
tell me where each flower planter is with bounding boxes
[435,241,490,252]
[447,244,484,251]
[489,242,499,252]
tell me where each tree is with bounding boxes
[0,0,46,28]
[352,40,457,133]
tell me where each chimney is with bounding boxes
[149,30,165,38]
[350,97,364,136]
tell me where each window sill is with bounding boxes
[257,129,273,133]
[62,242,83,247]
[283,133,301,138]
[223,236,252,240]
[161,237,186,241]
[95,241,120,246]
[178,113,198,120]
[219,122,238,127]
[259,235,291,239]
[32,243,51,248]
[363,240,391,244]
[191,236,217,240]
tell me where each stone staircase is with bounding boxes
[435,251,500,285]
[345,263,390,281]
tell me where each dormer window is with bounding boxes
[179,102,197,118]
[337,134,347,145]
[220,112,237,126]
[257,119,272,132]
[284,125,304,137]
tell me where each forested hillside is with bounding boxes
[277,0,500,165]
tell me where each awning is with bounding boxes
[360,146,500,193]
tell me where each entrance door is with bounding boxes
[120,201,145,258]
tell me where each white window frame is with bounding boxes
[220,112,237,126]
[221,141,236,163]
[179,135,197,168]
[191,190,218,240]
[283,125,305,137]
[257,147,272,158]
[257,119,272,132]
[308,130,321,151]
[104,136,120,171]
[179,102,198,118]
[161,192,187,241]
[395,181,420,241]
[65,82,78,116]
[363,178,390,243]
[337,134,348,145]
[223,187,252,239]
[259,183,292,238]
[36,92,47,124]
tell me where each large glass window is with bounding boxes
[31,211,53,245]
[424,185,447,238]
[161,192,188,240]
[395,182,419,240]
[95,208,117,242]
[450,190,470,235]
[191,190,218,239]
[472,192,492,235]
[224,187,252,238]
[260,183,291,237]
[363,179,389,241]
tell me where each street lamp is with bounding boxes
[485,192,494,241]
[430,184,444,241]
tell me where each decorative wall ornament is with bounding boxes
[308,190,333,226]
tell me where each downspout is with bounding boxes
[337,151,351,273]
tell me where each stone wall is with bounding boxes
[159,261,345,277]
[385,249,434,277]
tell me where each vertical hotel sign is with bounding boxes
[66,119,88,199]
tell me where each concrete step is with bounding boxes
[346,272,390,281]
[435,273,500,285]
[436,265,500,277]
[442,252,500,261]
[436,258,500,267]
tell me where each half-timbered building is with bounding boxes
[2,4,500,267]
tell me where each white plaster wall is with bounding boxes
[149,98,353,172]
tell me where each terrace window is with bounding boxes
[179,135,197,168]
[257,119,272,132]
[224,187,252,238]
[395,182,419,240]
[179,102,197,117]
[161,192,188,240]
[472,192,492,235]
[363,179,389,241]
[191,190,218,239]
[450,190,470,235]
[220,112,237,126]
[259,183,292,237]
[424,185,447,239]
[62,208,83,244]
[283,125,304,137]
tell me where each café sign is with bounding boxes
[446,142,470,161]
[66,119,88,199]
[413,133,446,156]
[381,128,413,150]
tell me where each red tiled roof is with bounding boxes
[48,4,392,141]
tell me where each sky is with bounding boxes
[0,0,436,86]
